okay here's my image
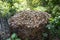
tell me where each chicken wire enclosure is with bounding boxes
[0,13,10,40]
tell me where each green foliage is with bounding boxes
[46,16,60,38]
[26,0,40,8]
[40,0,60,17]
[6,33,21,40]
[26,0,47,11]
[0,1,10,17]
[0,0,27,18]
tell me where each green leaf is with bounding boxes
[6,38,11,40]
[11,33,17,39]
[16,38,21,40]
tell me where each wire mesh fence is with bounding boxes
[0,13,10,40]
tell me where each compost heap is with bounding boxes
[8,10,51,40]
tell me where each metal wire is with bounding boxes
[0,13,10,40]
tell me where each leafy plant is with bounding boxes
[46,16,60,38]
[6,33,21,40]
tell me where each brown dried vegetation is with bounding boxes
[8,10,51,40]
